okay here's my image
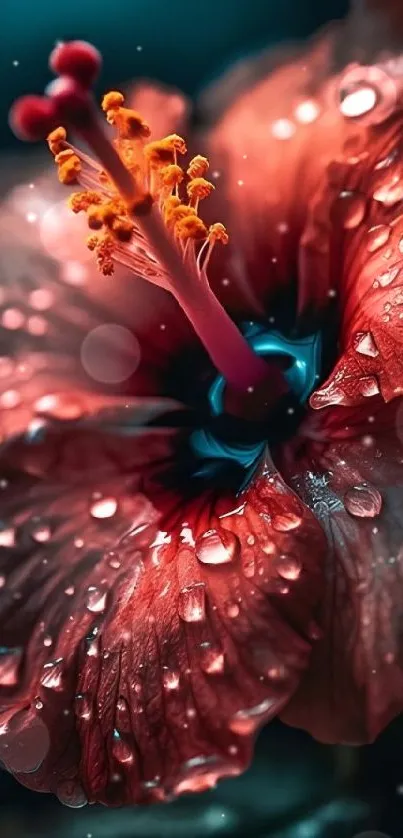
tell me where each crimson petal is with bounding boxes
[0,419,325,804]
[281,399,403,743]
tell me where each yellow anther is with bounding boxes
[68,191,103,214]
[160,164,184,189]
[47,126,67,155]
[101,91,125,112]
[112,217,134,242]
[86,234,99,251]
[208,223,229,245]
[94,235,115,276]
[187,177,215,202]
[101,91,151,139]
[169,203,195,226]
[160,134,187,155]
[54,149,81,184]
[187,155,209,178]
[175,215,208,241]
[144,141,176,167]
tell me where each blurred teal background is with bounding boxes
[2,1,403,837]
[1,0,348,150]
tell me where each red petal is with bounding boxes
[281,399,403,743]
[202,31,363,316]
[0,423,325,804]
[310,100,403,410]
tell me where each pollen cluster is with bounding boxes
[47,92,228,276]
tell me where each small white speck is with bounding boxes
[287,407,295,415]
[247,386,254,393]
[237,179,244,187]
[212,170,221,179]
[160,323,166,330]
[136,45,143,52]
[328,288,337,298]
[242,154,248,160]
[26,212,37,224]
[12,60,19,67]
[222,278,230,286]
[29,183,35,189]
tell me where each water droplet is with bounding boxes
[354,332,379,357]
[90,497,118,520]
[178,583,206,623]
[0,528,16,548]
[75,693,92,721]
[272,512,302,532]
[344,484,382,518]
[0,647,22,686]
[0,712,50,773]
[86,586,108,614]
[174,755,240,795]
[340,84,377,118]
[275,555,302,580]
[0,390,21,409]
[162,668,180,691]
[112,730,134,764]
[229,699,274,735]
[359,377,380,397]
[367,225,391,253]
[377,266,400,288]
[294,99,320,124]
[40,658,64,691]
[271,119,295,140]
[333,191,366,229]
[226,602,240,619]
[34,393,82,420]
[199,643,225,675]
[56,778,88,808]
[195,528,239,566]
[31,523,51,543]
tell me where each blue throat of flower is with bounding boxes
[191,323,322,487]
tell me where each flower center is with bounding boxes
[46,90,287,406]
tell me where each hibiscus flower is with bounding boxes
[3,4,403,807]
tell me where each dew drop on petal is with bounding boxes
[0,528,16,548]
[75,693,92,721]
[332,191,366,229]
[31,523,51,543]
[112,730,134,765]
[0,712,50,773]
[359,377,380,397]
[340,85,377,118]
[174,755,240,795]
[0,647,22,686]
[40,658,64,691]
[199,643,225,675]
[367,225,391,253]
[86,586,108,614]
[0,390,21,409]
[377,266,400,288]
[162,668,180,691]
[178,582,206,623]
[195,528,239,566]
[90,497,118,519]
[344,484,383,518]
[354,331,379,357]
[56,778,88,808]
[271,512,302,532]
[275,555,302,581]
[228,699,274,735]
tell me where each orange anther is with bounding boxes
[68,191,102,213]
[187,155,209,178]
[47,126,67,155]
[54,149,81,184]
[187,177,215,202]
[208,222,229,245]
[175,215,208,241]
[160,164,184,188]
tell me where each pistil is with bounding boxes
[9,41,288,401]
